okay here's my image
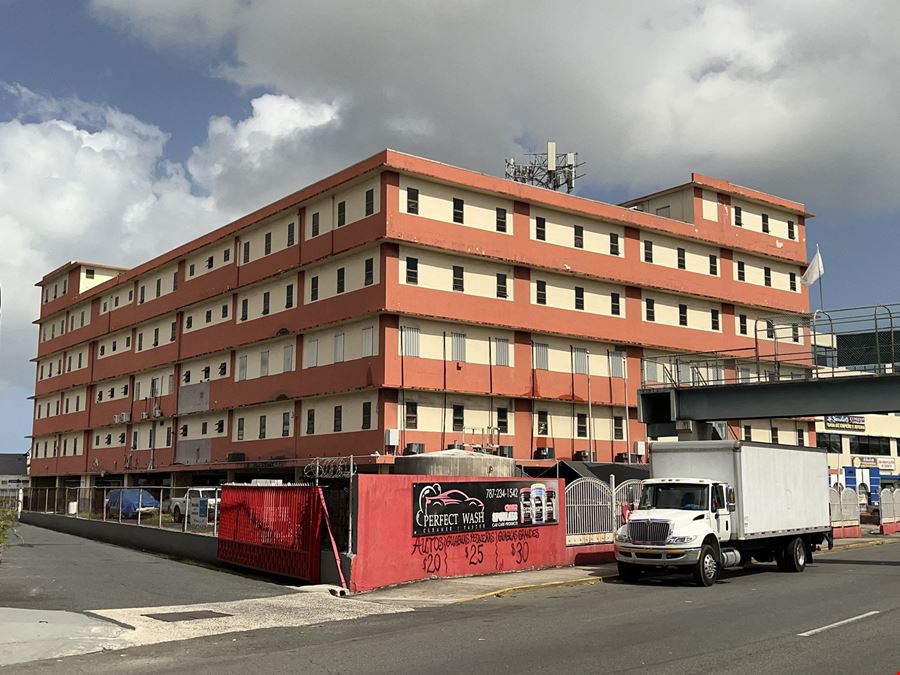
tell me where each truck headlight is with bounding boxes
[667,535,698,544]
[614,527,631,543]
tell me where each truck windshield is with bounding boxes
[639,484,709,511]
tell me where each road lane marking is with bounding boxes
[798,611,880,637]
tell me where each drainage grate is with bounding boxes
[142,610,232,622]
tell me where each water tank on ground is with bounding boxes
[393,448,517,477]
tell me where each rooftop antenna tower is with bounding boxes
[505,140,584,193]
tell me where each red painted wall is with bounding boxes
[350,474,567,592]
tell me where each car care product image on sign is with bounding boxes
[413,481,559,536]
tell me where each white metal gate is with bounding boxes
[614,480,643,527]
[565,478,614,546]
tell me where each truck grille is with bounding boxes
[627,520,671,544]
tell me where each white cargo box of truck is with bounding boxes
[649,441,830,538]
[615,440,832,586]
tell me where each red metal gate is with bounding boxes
[217,485,323,582]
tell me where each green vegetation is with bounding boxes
[0,509,18,557]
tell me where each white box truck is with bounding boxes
[614,441,832,587]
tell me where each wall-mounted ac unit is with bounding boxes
[152,408,162,418]
[121,412,131,423]
[385,428,400,447]
[140,411,149,420]
[113,414,121,424]
[634,441,646,456]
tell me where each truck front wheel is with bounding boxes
[782,537,807,573]
[693,544,719,587]
[617,561,642,583]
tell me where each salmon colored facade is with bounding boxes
[28,150,814,487]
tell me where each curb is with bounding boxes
[823,537,900,554]
[459,574,613,603]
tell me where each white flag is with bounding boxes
[801,245,824,287]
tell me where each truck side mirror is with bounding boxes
[726,487,736,512]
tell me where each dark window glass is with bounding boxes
[287,222,295,246]
[709,255,718,275]
[365,188,374,216]
[739,314,748,335]
[537,410,548,435]
[405,401,418,429]
[743,425,752,441]
[406,257,418,285]
[762,213,770,233]
[361,402,372,430]
[306,409,315,435]
[679,304,688,326]
[496,207,507,232]
[337,201,346,227]
[364,258,374,286]
[452,404,464,431]
[262,291,270,315]
[738,261,746,281]
[243,241,250,263]
[497,407,508,433]
[764,267,772,287]
[646,298,655,322]
[788,220,795,240]
[611,292,621,316]
[496,273,507,299]
[734,206,742,226]
[337,268,345,294]
[286,284,294,309]
[575,286,585,310]
[406,188,419,215]
[613,416,624,440]
[240,298,248,321]
[610,233,620,256]
[574,224,584,249]
[536,280,546,305]
[310,276,319,301]
[311,212,320,236]
[535,216,546,241]
[264,232,272,255]
[282,412,290,437]
[677,248,686,269]
[452,198,464,224]
[789,272,797,291]
[577,413,587,438]
[452,266,464,292]
[711,309,720,331]
[333,405,342,432]
[644,240,653,262]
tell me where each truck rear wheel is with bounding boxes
[693,544,719,587]
[172,505,183,523]
[617,561,642,583]
[782,537,807,573]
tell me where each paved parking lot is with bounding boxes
[0,525,292,611]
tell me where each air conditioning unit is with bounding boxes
[533,447,555,460]
[573,450,591,462]
[404,443,424,456]
[634,441,646,456]
[497,445,514,458]
[152,408,162,418]
[121,412,131,423]
[385,428,400,447]
[140,411,149,420]
[113,414,121,424]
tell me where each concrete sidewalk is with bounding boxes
[361,533,900,607]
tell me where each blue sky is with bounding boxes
[2,0,899,454]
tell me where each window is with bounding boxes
[240,298,249,321]
[189,264,195,277]
[497,407,508,433]
[139,286,145,304]
[114,295,120,308]
[216,419,225,433]
[574,224,584,249]
[406,188,419,215]
[405,401,418,429]
[200,421,208,435]
[797,429,804,447]
[787,220,795,240]
[136,334,142,351]
[259,415,267,439]
[655,205,670,217]
[577,413,588,438]
[336,268,345,294]
[238,355,247,381]
[172,272,178,291]
[536,280,546,305]
[334,333,345,362]
[283,344,294,372]
[361,401,372,430]
[574,286,585,310]
[533,342,549,370]
[337,201,346,227]
[206,256,214,269]
[400,326,419,357]
[222,303,229,318]
[645,298,655,322]
[310,276,319,301]
[361,326,374,357]
[78,352,83,368]
[364,258,374,286]
[237,417,245,441]
[734,206,742,227]
[405,257,418,285]
[180,424,188,437]
[205,309,212,323]
[102,301,108,312]
[155,279,161,298]
[610,232,620,256]
[789,272,797,291]
[817,432,842,453]
[792,324,800,343]
[493,337,509,366]
[452,265,464,292]
[737,261,746,281]
[365,188,374,216]
[264,232,272,255]
[743,425,752,441]
[764,267,772,287]
[573,347,588,375]
[260,350,269,377]
[496,273,507,299]
[218,361,227,376]
[305,339,319,367]
[537,410,548,435]
[611,292,621,316]
[223,248,231,262]
[311,212,320,237]
[451,332,466,362]
[762,213,770,233]
[677,248,686,270]
[333,405,342,432]
[85,268,95,279]
[262,292,270,315]
[535,216,546,241]
[613,416,624,440]
[766,320,775,339]
[452,404,464,431]
[644,240,653,263]
[496,207,507,232]
[183,370,193,384]
[282,412,290,437]
[306,409,315,435]
[709,255,718,275]
[243,241,251,264]
[610,351,625,378]
[452,197,464,224]
[711,309,720,331]
[850,436,891,457]
[771,426,779,444]
[739,314,748,335]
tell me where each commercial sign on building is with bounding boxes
[412,480,559,536]
[877,458,896,472]
[824,415,866,431]
[852,456,879,468]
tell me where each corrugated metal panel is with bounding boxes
[451,332,466,362]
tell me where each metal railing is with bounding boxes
[18,486,221,536]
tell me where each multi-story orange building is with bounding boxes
[28,149,813,488]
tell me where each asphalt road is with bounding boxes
[6,540,900,674]
[0,525,292,610]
